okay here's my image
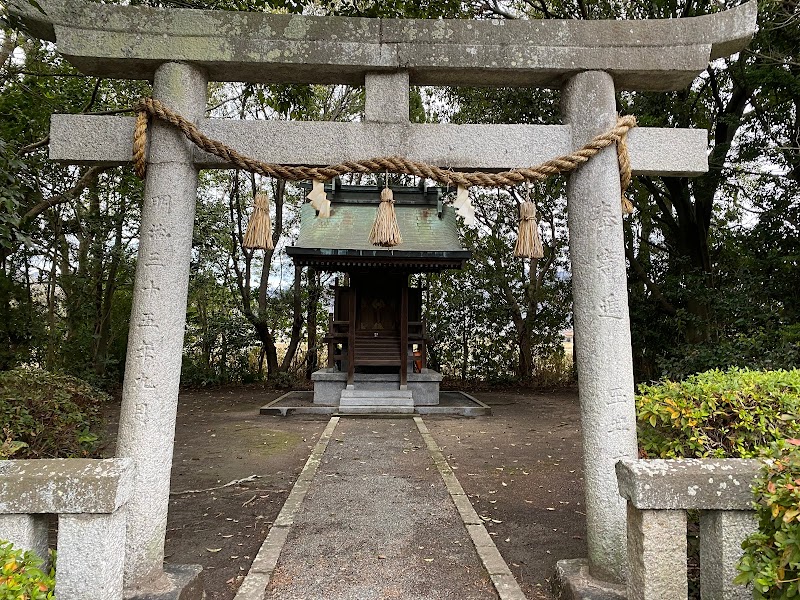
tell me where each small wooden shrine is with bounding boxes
[287,180,470,406]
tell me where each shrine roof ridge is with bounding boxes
[7,0,757,91]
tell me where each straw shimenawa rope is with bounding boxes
[132,97,636,196]
[133,97,636,248]
[514,200,544,259]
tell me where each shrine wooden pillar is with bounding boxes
[347,288,355,387]
[400,282,408,388]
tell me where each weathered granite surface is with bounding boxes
[553,559,626,600]
[563,70,639,584]
[115,61,207,593]
[311,369,442,406]
[8,0,756,90]
[56,511,127,599]
[0,458,132,513]
[616,458,761,510]
[626,505,687,600]
[0,514,49,563]
[365,71,409,124]
[49,114,710,177]
[700,510,757,600]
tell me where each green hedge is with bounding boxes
[0,367,107,459]
[735,440,800,600]
[636,368,800,459]
[0,540,54,599]
[635,368,800,599]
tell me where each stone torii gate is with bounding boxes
[9,0,756,596]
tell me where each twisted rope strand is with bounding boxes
[133,97,635,193]
[132,109,149,179]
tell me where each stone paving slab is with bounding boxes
[261,418,499,600]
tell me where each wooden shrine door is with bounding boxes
[352,274,406,375]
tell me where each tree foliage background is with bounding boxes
[0,0,797,388]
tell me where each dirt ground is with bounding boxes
[103,386,586,600]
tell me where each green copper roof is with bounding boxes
[293,203,466,253]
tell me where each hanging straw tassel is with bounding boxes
[369,187,403,247]
[514,200,544,259]
[243,191,274,250]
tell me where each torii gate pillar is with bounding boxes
[563,71,639,584]
[116,61,207,593]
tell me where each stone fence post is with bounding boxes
[0,458,132,600]
[616,458,760,600]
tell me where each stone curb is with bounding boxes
[232,416,340,600]
[413,416,527,600]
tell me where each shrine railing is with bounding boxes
[0,458,132,600]
[615,458,760,600]
[324,313,350,370]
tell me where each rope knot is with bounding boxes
[380,187,394,203]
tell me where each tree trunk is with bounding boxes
[280,264,303,372]
[516,325,534,382]
[92,195,127,376]
[461,308,469,380]
[305,268,319,380]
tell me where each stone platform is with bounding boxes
[311,368,443,405]
[260,390,490,417]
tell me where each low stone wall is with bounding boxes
[616,458,761,600]
[0,458,133,600]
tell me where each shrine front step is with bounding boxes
[336,406,416,415]
[338,389,414,414]
[340,389,413,402]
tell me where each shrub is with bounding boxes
[0,540,54,599]
[735,440,800,599]
[636,368,800,459]
[0,367,108,459]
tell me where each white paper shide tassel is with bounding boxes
[452,185,476,226]
[307,180,331,218]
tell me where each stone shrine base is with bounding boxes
[260,390,490,417]
[552,559,626,600]
[311,368,442,405]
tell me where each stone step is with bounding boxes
[336,406,415,415]
[340,389,413,399]
[339,396,415,407]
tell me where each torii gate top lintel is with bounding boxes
[11,0,756,91]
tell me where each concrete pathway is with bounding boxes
[235,416,526,600]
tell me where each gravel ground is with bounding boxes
[263,418,498,600]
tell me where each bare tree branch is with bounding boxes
[22,166,107,221]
